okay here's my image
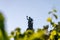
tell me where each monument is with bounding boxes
[26,16,33,30]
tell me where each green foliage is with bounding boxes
[53,14,58,19]
[53,9,57,13]
[0,12,9,40]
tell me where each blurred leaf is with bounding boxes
[0,12,4,21]
[53,14,58,19]
[0,29,3,39]
[53,9,57,13]
[48,11,52,14]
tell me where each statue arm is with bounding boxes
[26,16,28,20]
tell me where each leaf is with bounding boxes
[53,9,57,13]
[48,11,52,14]
[53,14,58,19]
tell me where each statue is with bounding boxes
[26,16,33,30]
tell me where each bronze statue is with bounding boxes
[26,16,33,30]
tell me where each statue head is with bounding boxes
[29,17,31,19]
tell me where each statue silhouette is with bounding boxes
[26,16,33,30]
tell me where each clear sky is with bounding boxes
[0,0,60,34]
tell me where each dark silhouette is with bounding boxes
[26,16,33,30]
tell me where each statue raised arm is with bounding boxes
[26,16,29,20]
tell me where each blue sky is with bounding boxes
[0,0,60,34]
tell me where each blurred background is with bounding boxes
[0,0,60,35]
